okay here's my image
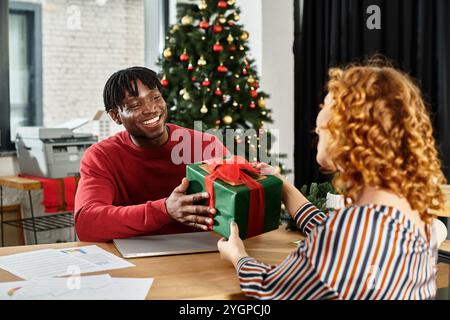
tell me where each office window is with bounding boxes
[9,3,43,141]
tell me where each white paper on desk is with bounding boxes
[57,245,135,272]
[0,275,154,300]
[0,249,99,280]
[0,275,113,299]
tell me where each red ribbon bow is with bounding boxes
[203,156,265,238]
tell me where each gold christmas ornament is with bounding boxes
[227,34,234,44]
[171,25,180,32]
[247,75,255,84]
[234,13,240,21]
[163,47,173,59]
[230,56,235,60]
[200,104,208,114]
[239,45,245,51]
[233,101,238,107]
[258,97,266,108]
[183,92,191,101]
[227,0,236,5]
[223,115,233,125]
[240,31,249,41]
[179,88,186,95]
[218,15,227,24]
[198,0,207,10]
[197,56,207,66]
[181,15,193,25]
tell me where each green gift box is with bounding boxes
[186,158,283,239]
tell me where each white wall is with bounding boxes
[0,156,19,176]
[223,0,295,180]
[239,0,295,181]
[261,1,295,181]
[238,0,263,76]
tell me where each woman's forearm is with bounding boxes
[281,178,310,219]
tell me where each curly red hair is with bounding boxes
[325,62,446,223]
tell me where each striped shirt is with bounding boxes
[237,202,438,300]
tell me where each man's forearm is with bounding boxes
[74,199,172,242]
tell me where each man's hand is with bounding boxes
[165,178,215,231]
[217,221,249,268]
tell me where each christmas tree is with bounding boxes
[158,0,289,169]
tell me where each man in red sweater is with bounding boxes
[74,67,229,242]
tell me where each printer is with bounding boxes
[15,127,98,178]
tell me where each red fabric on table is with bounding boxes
[63,176,79,212]
[18,175,79,213]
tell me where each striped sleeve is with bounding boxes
[238,205,437,300]
[236,229,338,300]
[294,202,328,236]
[237,206,370,300]
[236,208,342,300]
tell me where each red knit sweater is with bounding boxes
[74,124,229,242]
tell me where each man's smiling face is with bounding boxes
[109,79,169,147]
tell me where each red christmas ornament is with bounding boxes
[217,1,228,9]
[235,85,241,92]
[217,64,228,73]
[250,89,258,98]
[180,52,189,62]
[229,45,237,52]
[254,81,259,89]
[161,78,169,87]
[239,104,243,110]
[215,89,223,96]
[202,78,211,87]
[242,68,248,75]
[199,20,209,29]
[213,42,223,53]
[187,63,194,71]
[213,24,223,33]
[191,76,197,82]
[250,101,256,109]
[228,20,235,27]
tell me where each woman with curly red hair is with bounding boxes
[218,62,447,300]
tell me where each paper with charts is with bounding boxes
[0,245,135,280]
[0,274,153,300]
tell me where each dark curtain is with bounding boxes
[294,0,450,188]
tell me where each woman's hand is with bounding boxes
[252,162,284,180]
[217,221,249,268]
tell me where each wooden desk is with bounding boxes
[0,227,300,299]
[0,176,42,191]
[0,227,448,300]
